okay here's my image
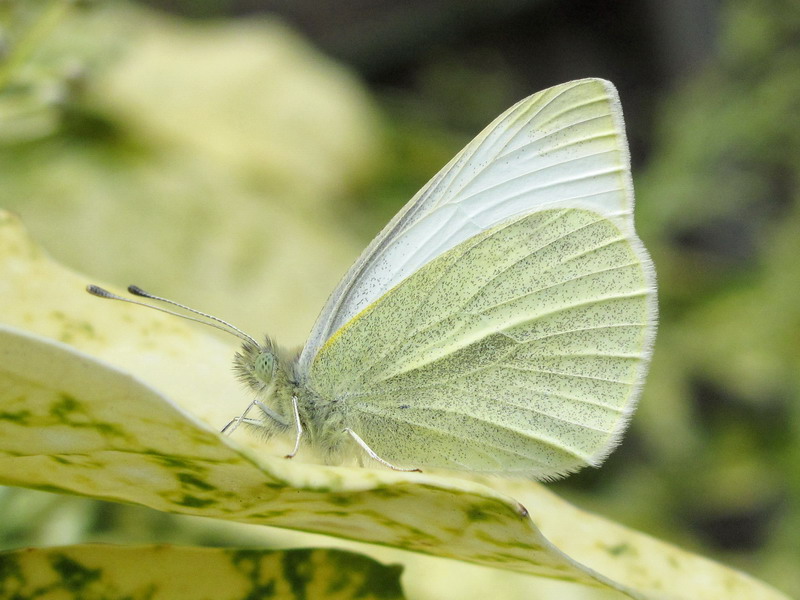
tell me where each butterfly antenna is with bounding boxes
[86,284,260,347]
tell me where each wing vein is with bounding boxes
[502,364,633,384]
[353,404,590,462]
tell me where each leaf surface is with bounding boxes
[0,211,788,600]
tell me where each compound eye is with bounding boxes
[254,352,276,384]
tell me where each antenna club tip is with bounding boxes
[87,283,257,345]
[86,284,112,298]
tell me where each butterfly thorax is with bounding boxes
[234,338,350,460]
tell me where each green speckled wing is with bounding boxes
[309,208,655,477]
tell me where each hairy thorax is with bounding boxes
[234,337,352,463]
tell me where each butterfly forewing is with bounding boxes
[308,208,655,477]
[299,78,637,372]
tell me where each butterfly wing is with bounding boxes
[309,208,655,476]
[299,78,637,372]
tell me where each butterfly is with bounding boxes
[89,78,657,479]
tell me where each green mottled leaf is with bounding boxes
[0,545,405,600]
[0,212,790,600]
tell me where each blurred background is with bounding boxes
[1,0,798,597]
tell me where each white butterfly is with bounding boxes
[91,78,657,479]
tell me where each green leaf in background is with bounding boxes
[0,545,406,600]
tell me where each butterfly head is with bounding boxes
[233,338,280,393]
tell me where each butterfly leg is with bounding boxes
[222,399,289,434]
[344,428,422,472]
[222,416,263,431]
[221,399,257,434]
[285,395,303,459]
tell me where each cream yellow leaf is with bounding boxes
[0,211,789,600]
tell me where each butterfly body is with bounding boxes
[231,79,656,478]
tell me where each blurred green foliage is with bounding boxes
[556,1,800,596]
[0,0,382,346]
[1,0,798,598]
